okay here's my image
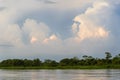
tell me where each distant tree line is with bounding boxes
[0,52,120,68]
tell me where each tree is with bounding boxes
[105,52,112,64]
[59,58,71,66]
[0,59,13,67]
[23,59,33,67]
[13,59,24,66]
[112,54,120,64]
[50,60,58,67]
[83,55,88,60]
[70,57,80,66]
[105,52,112,60]
[33,58,42,66]
[43,59,58,67]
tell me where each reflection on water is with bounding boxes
[0,69,120,80]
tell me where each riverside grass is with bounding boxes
[0,65,120,69]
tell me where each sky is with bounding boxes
[0,0,120,60]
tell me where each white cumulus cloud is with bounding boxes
[22,19,50,44]
[72,0,109,41]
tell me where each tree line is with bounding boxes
[0,52,120,68]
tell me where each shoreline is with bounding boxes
[0,65,120,69]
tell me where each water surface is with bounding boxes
[0,69,120,80]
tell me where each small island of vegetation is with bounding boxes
[0,52,120,69]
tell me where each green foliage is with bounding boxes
[105,52,112,60]
[112,54,120,64]
[105,52,112,64]
[43,59,58,67]
[0,52,120,69]
[33,58,42,66]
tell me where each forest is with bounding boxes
[0,52,120,69]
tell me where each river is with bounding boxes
[0,69,120,80]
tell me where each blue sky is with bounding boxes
[0,0,120,60]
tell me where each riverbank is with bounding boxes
[0,65,120,69]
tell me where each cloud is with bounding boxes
[0,0,120,60]
[43,0,57,4]
[30,37,38,44]
[0,43,14,48]
[43,34,58,44]
[0,7,6,11]
[22,19,51,44]
[0,18,51,47]
[0,0,95,40]
[72,0,110,41]
[0,24,23,48]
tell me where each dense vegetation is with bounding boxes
[0,52,120,69]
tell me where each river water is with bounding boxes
[0,69,120,80]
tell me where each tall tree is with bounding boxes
[105,52,112,60]
[105,52,112,64]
